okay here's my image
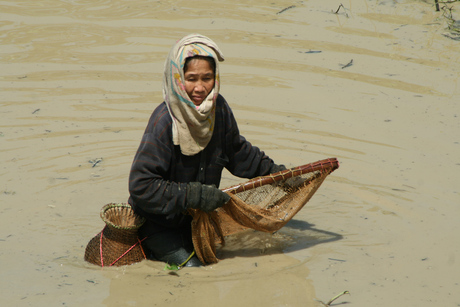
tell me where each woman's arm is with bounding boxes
[129,132,189,216]
[221,99,275,178]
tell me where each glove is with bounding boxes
[187,182,231,212]
[269,163,287,174]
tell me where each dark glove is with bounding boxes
[187,182,231,212]
[269,163,287,174]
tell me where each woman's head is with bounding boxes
[163,34,223,109]
[183,56,216,106]
[163,34,224,155]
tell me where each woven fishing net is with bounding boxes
[84,203,146,267]
[190,158,339,264]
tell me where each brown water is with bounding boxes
[1,0,460,306]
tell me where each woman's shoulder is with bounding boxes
[216,94,232,114]
[144,102,172,136]
[215,94,238,133]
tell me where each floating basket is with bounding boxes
[84,203,146,267]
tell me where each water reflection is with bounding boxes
[219,220,343,261]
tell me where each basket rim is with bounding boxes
[100,203,146,230]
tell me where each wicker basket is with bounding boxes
[84,203,146,267]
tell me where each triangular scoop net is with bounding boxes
[189,157,339,264]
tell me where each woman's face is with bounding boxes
[184,58,215,106]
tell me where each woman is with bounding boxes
[128,34,285,267]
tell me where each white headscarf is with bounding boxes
[163,34,225,156]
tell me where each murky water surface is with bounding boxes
[1,0,459,306]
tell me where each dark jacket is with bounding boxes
[128,94,274,234]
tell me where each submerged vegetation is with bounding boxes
[432,0,460,39]
[440,1,460,32]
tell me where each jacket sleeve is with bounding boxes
[223,102,275,178]
[128,132,189,216]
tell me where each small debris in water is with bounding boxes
[301,50,322,54]
[89,158,103,167]
[276,5,295,15]
[317,290,350,306]
[341,59,353,69]
[328,258,346,262]
[332,3,349,17]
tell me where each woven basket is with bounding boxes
[84,203,146,267]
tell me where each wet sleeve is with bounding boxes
[128,132,188,216]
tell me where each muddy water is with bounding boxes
[1,0,460,306]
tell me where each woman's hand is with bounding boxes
[187,182,231,212]
[269,163,287,174]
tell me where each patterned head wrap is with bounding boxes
[163,34,224,156]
